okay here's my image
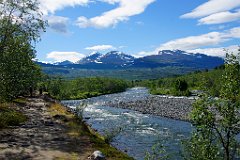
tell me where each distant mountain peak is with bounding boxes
[77,52,102,64]
[75,50,135,67]
[53,60,73,65]
[158,49,190,55]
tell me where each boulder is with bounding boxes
[89,150,105,160]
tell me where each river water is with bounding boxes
[62,88,192,159]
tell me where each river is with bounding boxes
[62,88,193,159]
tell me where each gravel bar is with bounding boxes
[106,95,196,121]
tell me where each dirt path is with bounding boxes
[0,97,93,160]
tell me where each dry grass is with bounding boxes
[49,103,72,117]
[49,103,88,137]
[48,102,133,160]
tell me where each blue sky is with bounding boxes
[36,0,240,62]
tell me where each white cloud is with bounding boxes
[228,27,240,38]
[133,50,156,58]
[187,45,239,57]
[38,0,154,28]
[47,16,69,33]
[135,27,240,57]
[157,27,240,51]
[181,0,240,25]
[99,0,120,4]
[209,25,228,30]
[157,32,225,51]
[76,0,155,28]
[181,0,240,19]
[198,10,240,25]
[85,45,115,51]
[47,51,85,62]
[39,0,90,15]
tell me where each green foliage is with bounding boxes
[183,50,240,160]
[182,96,221,160]
[174,79,188,92]
[44,77,129,100]
[139,64,224,97]
[145,143,169,160]
[0,103,27,128]
[104,127,123,144]
[150,88,171,95]
[0,0,46,102]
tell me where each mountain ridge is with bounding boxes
[39,50,224,70]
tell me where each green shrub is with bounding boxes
[174,79,188,92]
[0,104,27,128]
[150,88,171,95]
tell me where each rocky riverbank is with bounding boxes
[106,95,196,121]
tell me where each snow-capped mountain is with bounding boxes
[77,51,135,66]
[77,52,102,64]
[39,50,224,70]
[133,50,224,69]
[53,60,73,66]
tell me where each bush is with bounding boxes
[150,88,171,95]
[174,79,188,92]
[0,104,27,128]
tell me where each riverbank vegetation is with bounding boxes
[137,65,225,97]
[42,77,129,100]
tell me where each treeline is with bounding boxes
[41,77,129,100]
[136,65,227,97]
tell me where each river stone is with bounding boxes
[89,150,105,160]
